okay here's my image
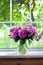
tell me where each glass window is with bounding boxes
[33,0,43,21]
[0,0,43,50]
[0,23,10,48]
[0,0,10,22]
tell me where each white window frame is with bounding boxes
[0,0,43,58]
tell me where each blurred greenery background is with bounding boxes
[0,0,43,48]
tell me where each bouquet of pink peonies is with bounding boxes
[10,23,37,54]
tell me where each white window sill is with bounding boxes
[0,49,43,58]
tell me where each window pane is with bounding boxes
[0,0,10,22]
[12,0,30,23]
[31,0,43,21]
[0,23,10,48]
[27,23,43,48]
[0,0,43,49]
[36,23,43,48]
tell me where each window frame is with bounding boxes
[0,0,43,58]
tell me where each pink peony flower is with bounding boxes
[27,23,32,28]
[11,31,17,38]
[31,26,37,35]
[10,26,20,38]
[26,24,37,37]
[18,27,27,39]
[10,27,15,32]
[10,24,37,39]
[27,29,33,37]
[10,26,19,32]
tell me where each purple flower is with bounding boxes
[18,27,27,39]
[27,29,33,37]
[10,26,19,32]
[27,23,32,28]
[10,27,15,32]
[10,24,37,39]
[10,26,20,38]
[31,26,37,35]
[11,32,17,38]
[26,24,37,37]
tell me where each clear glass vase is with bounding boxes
[18,40,27,54]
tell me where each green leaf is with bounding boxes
[24,0,29,3]
[14,37,20,42]
[20,39,26,44]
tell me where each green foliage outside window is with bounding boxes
[0,0,43,48]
